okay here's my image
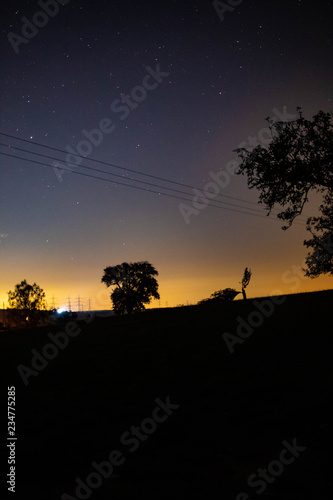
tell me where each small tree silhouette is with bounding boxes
[7,279,47,327]
[240,267,252,300]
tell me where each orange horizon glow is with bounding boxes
[1,183,331,311]
[1,271,331,311]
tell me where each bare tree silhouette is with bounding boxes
[240,267,252,300]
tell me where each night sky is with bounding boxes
[1,0,332,310]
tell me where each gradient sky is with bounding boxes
[1,0,332,310]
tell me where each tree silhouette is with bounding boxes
[8,279,47,326]
[101,261,160,314]
[240,267,252,300]
[234,108,333,229]
[303,192,333,278]
[234,108,333,278]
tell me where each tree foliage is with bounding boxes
[240,267,252,299]
[241,267,252,289]
[235,108,333,277]
[8,279,46,310]
[303,191,333,278]
[101,261,160,314]
[234,108,333,229]
[7,279,46,326]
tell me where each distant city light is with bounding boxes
[56,307,67,314]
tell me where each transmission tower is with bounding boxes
[50,294,59,310]
[76,295,84,312]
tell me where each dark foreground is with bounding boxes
[1,290,332,500]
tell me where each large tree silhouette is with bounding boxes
[8,279,46,326]
[235,108,333,277]
[101,261,160,314]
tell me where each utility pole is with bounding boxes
[88,298,92,311]
[67,296,72,311]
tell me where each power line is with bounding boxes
[0,142,271,214]
[0,132,310,219]
[1,149,305,223]
[1,131,252,202]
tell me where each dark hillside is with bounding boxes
[1,290,332,499]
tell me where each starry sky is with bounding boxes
[1,0,332,310]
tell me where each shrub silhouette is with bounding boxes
[198,287,240,305]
